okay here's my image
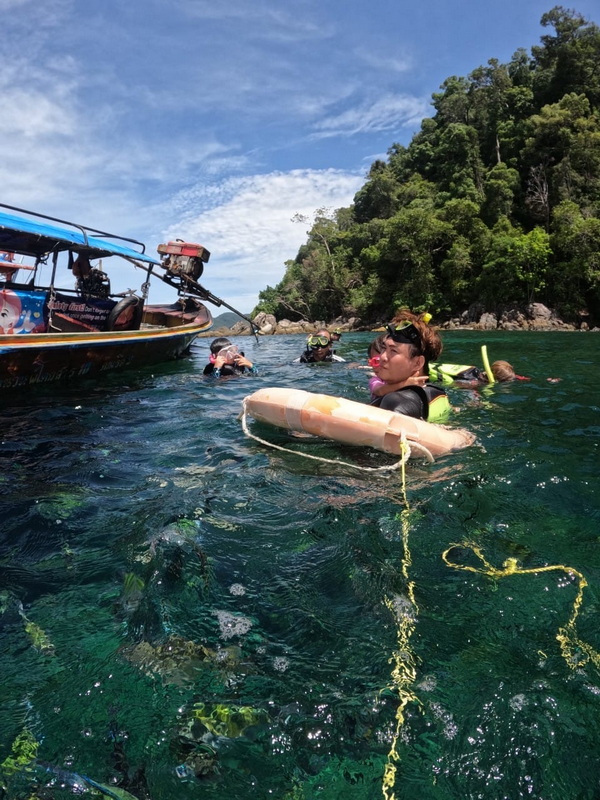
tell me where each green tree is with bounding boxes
[550,200,600,317]
[253,285,279,316]
[523,93,600,215]
[479,219,551,305]
[379,207,453,313]
[436,123,485,203]
[532,6,600,107]
[483,163,521,224]
[353,161,398,222]
[431,76,471,125]
[467,59,513,164]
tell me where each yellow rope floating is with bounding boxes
[241,403,433,796]
[442,542,600,671]
[381,436,421,800]
[380,516,600,799]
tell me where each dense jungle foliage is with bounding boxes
[252,7,600,325]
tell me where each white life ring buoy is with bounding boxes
[243,387,475,460]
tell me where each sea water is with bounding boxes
[0,330,598,800]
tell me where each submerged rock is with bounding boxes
[186,701,269,739]
[121,635,214,686]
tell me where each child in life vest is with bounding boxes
[429,360,521,385]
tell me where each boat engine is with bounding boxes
[157,240,211,283]
[77,267,111,299]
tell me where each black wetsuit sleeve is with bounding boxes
[377,388,427,419]
[203,363,214,375]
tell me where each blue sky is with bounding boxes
[2,0,598,313]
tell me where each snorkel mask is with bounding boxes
[386,320,421,346]
[217,344,240,364]
[307,334,330,350]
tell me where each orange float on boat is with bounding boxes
[242,387,475,461]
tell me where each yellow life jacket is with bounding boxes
[429,362,486,384]
[426,390,451,423]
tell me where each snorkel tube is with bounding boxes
[481,345,495,384]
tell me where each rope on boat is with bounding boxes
[240,398,435,471]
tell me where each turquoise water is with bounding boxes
[1,331,599,800]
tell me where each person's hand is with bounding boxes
[214,354,227,369]
[235,355,253,368]
[401,374,429,387]
[384,374,428,390]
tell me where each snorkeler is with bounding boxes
[294,329,345,363]
[369,311,450,422]
[203,337,256,377]
[429,360,527,385]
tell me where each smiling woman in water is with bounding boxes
[370,310,450,422]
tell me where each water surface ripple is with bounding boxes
[1,331,598,799]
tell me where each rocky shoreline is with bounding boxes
[198,302,597,338]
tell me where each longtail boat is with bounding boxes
[0,204,250,388]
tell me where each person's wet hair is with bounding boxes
[491,360,516,382]
[368,335,386,359]
[210,337,232,355]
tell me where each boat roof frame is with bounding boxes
[0,203,161,266]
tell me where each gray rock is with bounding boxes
[478,312,498,330]
[462,302,485,324]
[499,321,521,331]
[253,311,277,335]
[526,302,553,320]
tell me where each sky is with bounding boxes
[1,0,598,315]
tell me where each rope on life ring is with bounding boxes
[106,296,143,331]
[240,399,434,470]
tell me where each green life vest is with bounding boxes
[429,362,485,384]
[413,384,452,422]
[426,390,451,423]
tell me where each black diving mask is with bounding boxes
[386,321,421,346]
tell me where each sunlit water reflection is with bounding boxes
[1,331,599,799]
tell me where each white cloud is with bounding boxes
[156,168,363,312]
[164,169,363,256]
[312,93,429,139]
[3,89,75,138]
[0,0,70,43]
[355,47,412,74]
[178,0,332,40]
[0,0,35,9]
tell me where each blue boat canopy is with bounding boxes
[0,206,160,265]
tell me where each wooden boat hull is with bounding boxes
[0,305,212,388]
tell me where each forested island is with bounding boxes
[251,7,600,330]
